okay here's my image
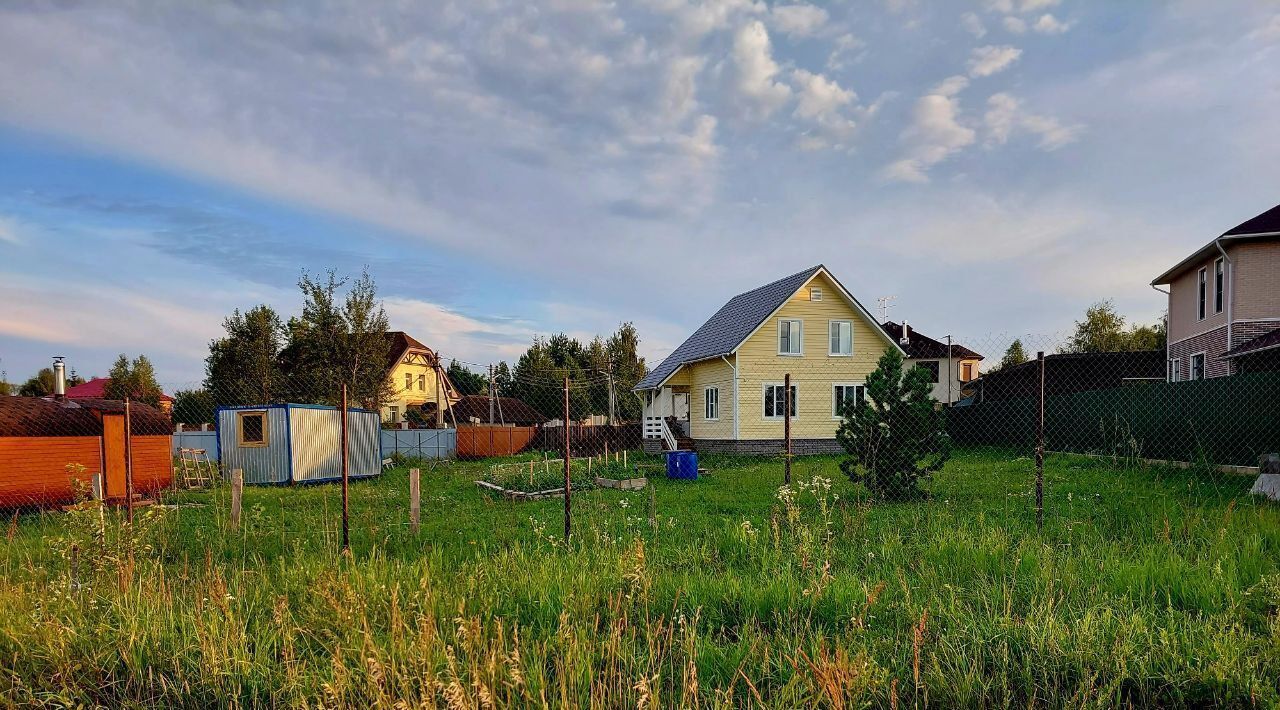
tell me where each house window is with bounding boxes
[704,387,719,420]
[810,287,823,301]
[418,373,426,391]
[1197,267,1207,320]
[1214,257,1224,314]
[829,320,852,356]
[1189,353,1205,380]
[918,361,940,384]
[387,405,400,423]
[778,319,803,355]
[1168,358,1181,382]
[237,411,268,448]
[405,372,413,390]
[832,384,865,418]
[959,361,976,382]
[763,383,797,419]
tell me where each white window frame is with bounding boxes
[1189,351,1206,380]
[405,372,413,390]
[1213,257,1224,314]
[387,405,400,423]
[762,382,798,420]
[704,387,719,421]
[1167,357,1181,382]
[828,319,853,357]
[1197,267,1207,321]
[777,319,804,356]
[831,383,865,420]
[810,287,823,301]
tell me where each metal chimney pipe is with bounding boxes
[900,321,911,345]
[52,356,66,399]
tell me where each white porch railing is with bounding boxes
[644,416,679,451]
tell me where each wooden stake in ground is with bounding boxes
[783,373,792,486]
[563,376,571,542]
[124,398,134,524]
[409,467,421,534]
[1036,351,1045,532]
[230,468,243,532]
[341,384,350,552]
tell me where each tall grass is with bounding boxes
[0,449,1277,707]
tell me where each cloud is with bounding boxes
[825,33,865,70]
[1032,13,1071,34]
[961,12,987,38]
[968,45,1022,77]
[1017,0,1059,12]
[729,20,792,118]
[1249,14,1280,42]
[790,69,857,148]
[0,216,20,245]
[1003,16,1027,34]
[648,0,764,38]
[383,297,537,363]
[882,84,976,182]
[984,92,1082,150]
[769,3,828,37]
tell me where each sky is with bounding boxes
[1,0,1279,388]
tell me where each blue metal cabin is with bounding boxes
[216,403,382,484]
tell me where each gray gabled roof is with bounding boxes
[635,266,823,391]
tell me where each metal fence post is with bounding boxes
[1036,351,1045,532]
[341,384,350,552]
[784,373,792,485]
[124,398,134,524]
[563,376,571,542]
[409,467,421,534]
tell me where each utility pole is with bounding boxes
[946,335,953,405]
[606,360,617,426]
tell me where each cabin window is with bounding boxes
[918,361,940,384]
[1213,257,1224,314]
[778,319,803,355]
[1189,353,1205,380]
[405,372,413,390]
[418,373,426,391]
[810,287,823,301]
[704,387,719,420]
[237,411,268,448]
[763,383,797,419]
[829,320,852,356]
[1197,267,1207,320]
[832,384,865,418]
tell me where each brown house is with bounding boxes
[1152,203,1280,380]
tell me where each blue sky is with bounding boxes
[1,1,1278,387]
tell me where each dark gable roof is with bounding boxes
[0,397,170,437]
[1223,203,1280,236]
[1222,326,1280,359]
[880,322,982,361]
[449,395,548,426]
[1152,203,1280,284]
[384,331,433,371]
[635,266,825,390]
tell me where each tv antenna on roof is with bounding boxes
[876,296,897,323]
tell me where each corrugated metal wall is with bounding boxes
[379,428,456,459]
[288,406,381,482]
[217,407,291,484]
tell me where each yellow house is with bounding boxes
[635,265,904,454]
[381,331,459,425]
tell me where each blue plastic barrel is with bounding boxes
[666,450,698,480]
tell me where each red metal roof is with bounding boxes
[64,377,174,402]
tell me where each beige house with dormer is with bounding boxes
[381,331,460,425]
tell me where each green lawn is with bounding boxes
[1,448,1277,707]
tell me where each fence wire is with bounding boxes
[1,332,1277,547]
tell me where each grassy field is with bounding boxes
[1,448,1278,708]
